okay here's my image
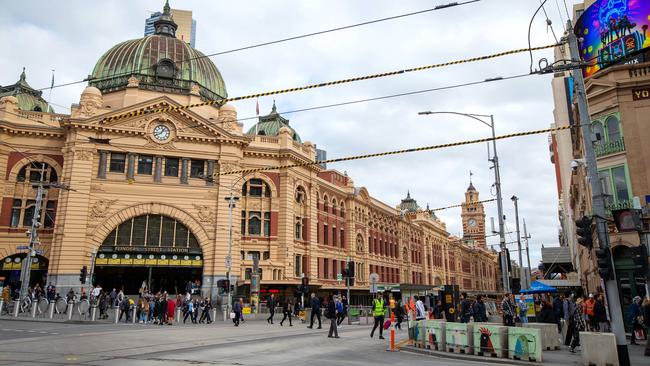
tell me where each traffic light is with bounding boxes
[575,215,593,249]
[347,261,355,278]
[79,266,87,284]
[301,276,309,287]
[612,209,643,232]
[221,279,231,292]
[595,247,613,280]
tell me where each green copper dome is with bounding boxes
[89,2,226,101]
[247,102,302,142]
[0,68,53,112]
[399,191,418,213]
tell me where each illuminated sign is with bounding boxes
[574,0,650,77]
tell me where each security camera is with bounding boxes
[570,159,585,171]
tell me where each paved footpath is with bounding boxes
[0,319,646,365]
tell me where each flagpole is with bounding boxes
[47,69,55,111]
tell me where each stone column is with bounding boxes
[126,153,136,181]
[97,151,107,178]
[206,160,215,186]
[180,158,189,184]
[154,156,163,183]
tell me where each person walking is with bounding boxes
[232,297,242,326]
[166,294,175,325]
[307,293,322,329]
[138,297,149,324]
[158,294,168,326]
[415,295,426,321]
[327,295,340,338]
[518,294,529,324]
[370,294,386,339]
[183,299,194,324]
[539,299,556,324]
[629,296,643,345]
[563,294,577,346]
[552,295,564,333]
[280,299,293,326]
[584,294,596,331]
[199,298,212,324]
[594,293,609,332]
[473,295,487,322]
[459,293,472,323]
[394,299,404,330]
[336,295,348,326]
[501,292,516,327]
[267,294,276,324]
[569,297,586,353]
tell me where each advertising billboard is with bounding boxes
[574,0,650,77]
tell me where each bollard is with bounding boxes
[176,307,181,323]
[48,301,55,319]
[131,306,137,324]
[212,308,217,323]
[114,306,120,324]
[388,308,397,352]
[0,299,3,315]
[66,302,74,320]
[13,300,20,317]
[31,301,37,318]
[91,306,97,321]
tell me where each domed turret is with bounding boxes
[0,68,53,112]
[247,101,302,142]
[399,191,418,213]
[88,1,226,101]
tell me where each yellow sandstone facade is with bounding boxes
[0,3,497,300]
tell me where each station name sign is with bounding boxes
[632,87,650,101]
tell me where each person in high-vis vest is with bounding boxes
[370,294,386,339]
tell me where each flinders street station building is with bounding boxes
[0,3,497,302]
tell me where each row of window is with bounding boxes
[317,223,345,248]
[411,271,424,285]
[411,248,423,265]
[368,236,398,258]
[101,214,200,249]
[10,199,56,228]
[369,264,400,284]
[320,195,345,217]
[294,254,310,277]
[317,257,348,280]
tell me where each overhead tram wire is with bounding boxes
[216,125,574,176]
[34,0,482,91]
[100,43,559,123]
[538,0,559,43]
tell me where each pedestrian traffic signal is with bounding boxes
[221,279,231,292]
[611,209,643,232]
[575,216,593,249]
[346,261,355,278]
[595,247,613,280]
[301,276,309,287]
[79,266,87,284]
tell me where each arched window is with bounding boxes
[323,195,329,212]
[340,202,345,218]
[33,106,42,112]
[592,121,604,145]
[242,178,272,197]
[606,115,620,142]
[101,214,200,251]
[241,211,270,237]
[17,162,58,183]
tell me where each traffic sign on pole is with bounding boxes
[337,273,343,281]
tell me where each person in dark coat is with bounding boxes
[473,295,487,322]
[307,293,322,329]
[280,299,293,326]
[552,295,564,333]
[158,294,168,326]
[459,293,472,323]
[233,297,242,326]
[326,295,339,338]
[628,296,643,345]
[539,300,555,324]
[594,294,609,332]
[394,299,405,330]
[267,294,276,324]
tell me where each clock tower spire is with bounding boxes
[461,174,486,248]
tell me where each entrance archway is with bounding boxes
[613,245,646,331]
[0,254,48,290]
[94,214,203,295]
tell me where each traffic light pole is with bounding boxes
[568,23,630,366]
[19,164,46,301]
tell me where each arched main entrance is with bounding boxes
[94,214,203,295]
[0,254,49,290]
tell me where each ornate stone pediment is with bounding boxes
[193,204,216,224]
[90,199,118,219]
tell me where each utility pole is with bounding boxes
[511,196,525,290]
[224,192,238,321]
[567,21,630,366]
[523,219,532,287]
[19,163,46,301]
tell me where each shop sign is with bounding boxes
[632,87,650,101]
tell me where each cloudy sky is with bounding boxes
[0,0,581,267]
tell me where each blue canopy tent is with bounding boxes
[520,280,558,294]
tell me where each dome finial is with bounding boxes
[20,67,26,82]
[271,100,277,113]
[407,190,411,198]
[154,0,177,37]
[163,0,171,14]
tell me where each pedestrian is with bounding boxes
[166,294,175,325]
[337,295,348,326]
[459,293,472,323]
[517,294,529,324]
[584,293,596,331]
[327,295,340,338]
[415,295,426,321]
[473,295,487,322]
[183,299,193,324]
[394,299,404,330]
[138,296,149,324]
[239,298,245,323]
[158,293,168,326]
[539,299,555,324]
[200,298,212,324]
[501,292,515,326]
[594,293,609,332]
[109,288,117,307]
[191,298,199,324]
[119,296,130,322]
[98,291,108,319]
[148,296,156,323]
[432,299,443,320]
[66,288,76,303]
[280,299,293,326]
[91,284,102,305]
[569,297,586,353]
[267,294,276,324]
[628,296,644,345]
[370,294,386,339]
[307,293,322,329]
[117,288,125,306]
[563,294,577,346]
[552,295,564,333]
[233,297,242,326]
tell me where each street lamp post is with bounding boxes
[418,111,510,292]
[511,195,526,290]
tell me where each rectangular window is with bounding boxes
[164,157,179,177]
[264,212,271,237]
[241,211,246,235]
[23,200,36,227]
[332,227,337,246]
[132,215,147,245]
[146,215,161,246]
[160,217,175,247]
[190,159,205,178]
[323,224,329,245]
[340,229,345,248]
[109,153,126,173]
[245,268,252,280]
[137,155,153,175]
[600,165,631,206]
[612,166,629,203]
[10,199,22,227]
[324,258,329,279]
[117,218,133,245]
[295,255,301,277]
[295,217,302,240]
[44,201,56,228]
[263,251,270,260]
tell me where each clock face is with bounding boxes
[468,219,477,227]
[153,124,170,141]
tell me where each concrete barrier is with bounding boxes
[425,319,446,351]
[507,326,542,362]
[523,323,561,350]
[473,323,508,358]
[446,322,474,354]
[579,332,619,366]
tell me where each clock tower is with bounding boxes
[461,179,486,248]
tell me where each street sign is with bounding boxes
[16,246,29,250]
[225,255,232,268]
[369,272,379,294]
[337,273,343,281]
